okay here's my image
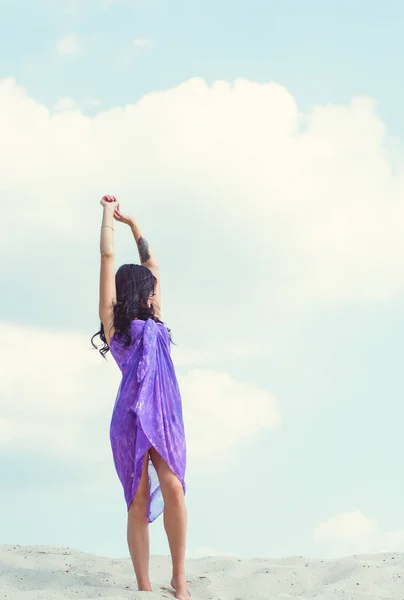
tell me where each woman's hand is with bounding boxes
[113,204,135,227]
[100,195,118,209]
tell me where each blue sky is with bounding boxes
[1,0,404,133]
[1,0,404,561]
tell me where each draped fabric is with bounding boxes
[109,318,186,522]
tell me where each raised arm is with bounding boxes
[114,205,162,319]
[129,219,158,269]
[99,196,118,345]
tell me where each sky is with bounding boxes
[1,0,404,562]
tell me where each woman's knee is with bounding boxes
[161,475,184,504]
[129,493,149,522]
[149,448,184,504]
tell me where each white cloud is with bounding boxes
[115,37,153,66]
[172,338,266,368]
[54,96,102,112]
[56,33,81,57]
[53,96,78,112]
[1,76,403,320]
[133,37,153,49]
[0,321,114,463]
[313,510,404,556]
[0,322,277,470]
[181,369,279,467]
[314,510,378,543]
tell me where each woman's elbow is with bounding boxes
[145,262,159,276]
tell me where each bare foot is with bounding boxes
[171,576,191,599]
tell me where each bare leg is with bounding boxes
[127,453,152,592]
[149,448,190,600]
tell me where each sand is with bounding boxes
[0,544,403,599]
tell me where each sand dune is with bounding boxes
[0,544,403,599]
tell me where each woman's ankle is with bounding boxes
[137,579,152,592]
[172,573,186,584]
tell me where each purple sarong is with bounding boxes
[109,318,186,522]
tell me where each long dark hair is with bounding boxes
[91,263,171,358]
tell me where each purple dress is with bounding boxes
[109,318,186,522]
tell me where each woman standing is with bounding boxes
[91,195,190,599]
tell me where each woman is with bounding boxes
[91,195,189,599]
